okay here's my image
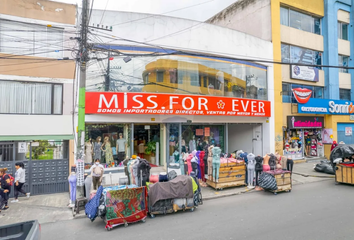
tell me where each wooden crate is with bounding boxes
[207,165,246,190]
[336,164,354,185]
[271,172,292,194]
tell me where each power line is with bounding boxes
[109,0,215,27]
[99,0,109,25]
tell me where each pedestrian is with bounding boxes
[0,168,11,212]
[12,162,30,203]
[331,140,338,151]
[90,159,104,190]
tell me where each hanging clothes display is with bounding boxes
[186,153,193,175]
[199,151,206,182]
[196,151,201,179]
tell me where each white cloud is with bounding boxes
[50,0,237,21]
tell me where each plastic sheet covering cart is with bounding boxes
[103,186,148,231]
[264,170,292,195]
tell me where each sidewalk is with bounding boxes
[0,162,335,227]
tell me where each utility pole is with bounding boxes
[105,49,111,91]
[76,0,90,198]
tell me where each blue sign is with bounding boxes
[298,98,354,115]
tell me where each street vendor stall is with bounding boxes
[330,144,354,185]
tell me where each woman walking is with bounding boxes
[0,168,11,212]
[12,162,30,203]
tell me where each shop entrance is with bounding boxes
[133,124,160,166]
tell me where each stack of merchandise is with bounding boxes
[85,185,148,231]
[122,155,151,186]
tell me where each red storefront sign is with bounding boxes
[85,92,271,117]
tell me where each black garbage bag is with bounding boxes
[314,160,335,175]
[258,172,277,191]
[330,144,354,164]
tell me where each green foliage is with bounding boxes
[145,141,156,155]
[32,141,54,159]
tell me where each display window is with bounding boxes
[85,124,130,164]
[283,128,323,159]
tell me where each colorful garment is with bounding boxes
[104,142,114,163]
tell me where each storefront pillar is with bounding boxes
[225,123,229,153]
[130,123,134,158]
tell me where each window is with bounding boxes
[340,89,351,101]
[203,76,207,87]
[282,83,324,103]
[280,7,321,34]
[338,55,349,73]
[281,44,322,69]
[156,71,164,82]
[0,80,63,114]
[338,22,348,40]
[189,72,199,86]
[169,69,177,83]
[0,19,64,58]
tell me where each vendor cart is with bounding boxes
[265,170,292,195]
[206,162,246,190]
[330,144,354,185]
[148,175,202,218]
[103,186,148,231]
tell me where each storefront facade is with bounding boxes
[296,98,354,158]
[85,92,271,167]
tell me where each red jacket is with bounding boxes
[199,151,205,167]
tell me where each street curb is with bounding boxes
[293,172,335,178]
[202,187,257,201]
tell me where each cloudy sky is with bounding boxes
[51,0,237,21]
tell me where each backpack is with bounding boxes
[5,174,14,186]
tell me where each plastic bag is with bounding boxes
[314,161,335,175]
[258,172,277,191]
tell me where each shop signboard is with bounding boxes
[18,142,26,153]
[298,98,354,115]
[85,92,271,117]
[345,127,352,136]
[204,127,210,137]
[196,129,204,136]
[290,65,319,82]
[287,116,324,129]
[322,129,333,144]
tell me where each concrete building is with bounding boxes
[0,0,76,195]
[208,0,354,159]
[83,9,275,168]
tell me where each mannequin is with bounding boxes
[247,153,256,189]
[94,136,102,160]
[207,145,214,179]
[182,139,186,153]
[102,136,114,163]
[236,150,244,158]
[68,172,77,207]
[287,158,294,172]
[212,145,221,182]
[254,156,263,189]
[189,136,196,152]
[199,151,206,183]
[196,150,201,179]
[116,133,127,164]
[268,154,277,170]
[240,152,248,184]
[263,154,271,172]
[281,156,287,170]
[191,150,199,177]
[122,157,131,185]
[172,150,179,163]
[186,153,193,175]
[179,155,185,176]
[85,139,93,164]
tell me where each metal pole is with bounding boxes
[76,0,90,198]
[105,49,111,91]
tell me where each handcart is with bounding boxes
[330,144,354,185]
[148,175,202,218]
[103,186,148,231]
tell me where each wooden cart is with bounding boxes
[335,164,354,185]
[270,171,292,195]
[206,163,246,190]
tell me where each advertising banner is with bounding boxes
[290,65,319,82]
[86,92,271,117]
[298,98,354,115]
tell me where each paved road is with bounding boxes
[42,180,354,240]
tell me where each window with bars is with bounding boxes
[0,19,64,58]
[338,55,349,73]
[340,89,351,101]
[0,80,63,114]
